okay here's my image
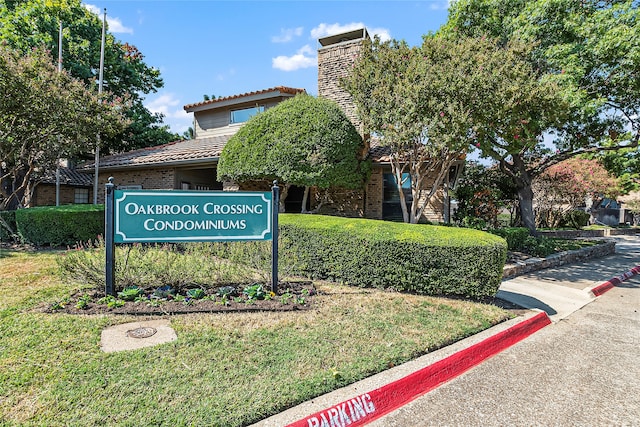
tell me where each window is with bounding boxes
[230,106,264,124]
[383,172,412,221]
[74,188,89,204]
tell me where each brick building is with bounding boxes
[40,27,460,222]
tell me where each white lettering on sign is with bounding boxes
[306,393,376,427]
[203,203,263,215]
[123,202,264,216]
[124,203,200,216]
[143,219,247,231]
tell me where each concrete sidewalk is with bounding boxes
[369,252,640,426]
[253,235,640,426]
[498,235,640,322]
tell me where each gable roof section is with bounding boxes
[40,167,93,186]
[184,86,306,113]
[368,136,392,163]
[81,135,230,172]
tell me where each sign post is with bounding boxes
[271,181,280,294]
[104,180,279,295]
[105,177,115,295]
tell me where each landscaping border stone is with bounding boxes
[539,228,638,239]
[503,240,616,279]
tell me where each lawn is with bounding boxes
[0,248,511,426]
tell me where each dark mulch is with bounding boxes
[46,281,316,316]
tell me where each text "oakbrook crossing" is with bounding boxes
[123,203,264,216]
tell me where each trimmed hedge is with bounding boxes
[278,214,507,298]
[0,210,17,242]
[488,227,529,251]
[15,204,104,246]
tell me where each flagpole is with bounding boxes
[55,19,63,206]
[94,8,106,204]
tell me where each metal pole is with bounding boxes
[271,180,280,294]
[105,177,115,296]
[94,8,107,205]
[55,20,62,206]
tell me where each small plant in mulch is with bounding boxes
[186,288,206,300]
[242,283,268,300]
[117,286,143,301]
[97,295,125,309]
[75,294,92,310]
[216,286,236,298]
[153,285,176,299]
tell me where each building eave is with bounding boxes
[184,86,306,113]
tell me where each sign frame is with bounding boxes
[113,189,273,243]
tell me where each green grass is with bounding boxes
[0,248,511,426]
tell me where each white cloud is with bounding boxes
[84,4,133,34]
[310,22,391,42]
[145,93,192,134]
[272,45,316,72]
[271,27,304,43]
[429,0,453,10]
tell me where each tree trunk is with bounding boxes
[391,160,410,223]
[517,185,538,237]
[279,184,290,213]
[506,154,539,236]
[301,186,310,213]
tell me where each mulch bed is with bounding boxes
[46,281,316,316]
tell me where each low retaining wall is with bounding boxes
[539,228,638,239]
[503,240,616,279]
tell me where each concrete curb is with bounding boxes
[253,311,551,427]
[589,265,640,296]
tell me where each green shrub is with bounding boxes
[488,227,530,251]
[58,213,507,298]
[0,210,17,242]
[15,204,104,246]
[277,214,507,298]
[560,210,591,229]
[521,236,558,257]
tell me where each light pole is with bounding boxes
[94,8,106,204]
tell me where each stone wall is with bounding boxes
[503,240,616,279]
[539,228,639,238]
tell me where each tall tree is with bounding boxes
[0,0,177,153]
[533,158,620,228]
[342,36,563,224]
[0,45,126,209]
[217,94,370,212]
[442,0,640,234]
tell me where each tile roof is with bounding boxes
[80,135,231,171]
[40,167,93,186]
[183,86,306,111]
[368,136,392,163]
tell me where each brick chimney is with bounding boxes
[317,28,370,155]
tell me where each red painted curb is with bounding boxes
[285,311,551,427]
[591,265,640,296]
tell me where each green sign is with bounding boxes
[114,190,273,243]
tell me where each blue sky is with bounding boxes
[84,1,452,135]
